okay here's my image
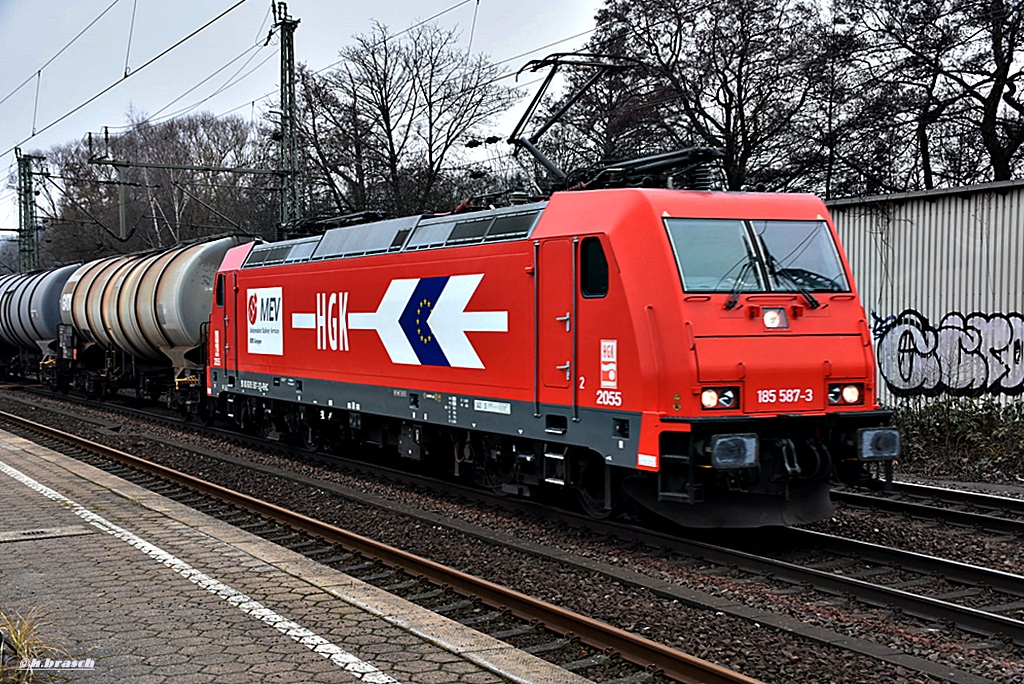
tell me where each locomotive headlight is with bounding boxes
[701,387,740,410]
[857,428,900,460]
[763,308,788,329]
[828,383,864,405]
[709,433,759,469]
[701,389,720,409]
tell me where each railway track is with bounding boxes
[723,527,1024,645]
[1,386,1021,682]
[833,483,1024,535]
[0,406,758,684]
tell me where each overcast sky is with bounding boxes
[0,0,604,232]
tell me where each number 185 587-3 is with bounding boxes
[757,388,813,404]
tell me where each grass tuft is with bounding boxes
[0,609,67,683]
[892,397,1024,482]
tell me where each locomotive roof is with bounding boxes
[240,188,832,270]
[243,201,548,268]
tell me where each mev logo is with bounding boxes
[247,287,283,355]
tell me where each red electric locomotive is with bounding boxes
[206,187,898,527]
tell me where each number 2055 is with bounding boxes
[757,388,812,403]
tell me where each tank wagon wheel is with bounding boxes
[89,381,106,401]
[575,451,622,520]
[194,397,214,426]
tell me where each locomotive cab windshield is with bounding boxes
[665,217,850,298]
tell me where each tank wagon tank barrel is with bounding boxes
[59,236,243,366]
[0,265,81,379]
[0,236,242,399]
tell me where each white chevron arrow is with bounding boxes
[347,278,419,365]
[429,274,508,369]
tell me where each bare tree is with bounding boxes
[841,0,1024,184]
[39,111,272,264]
[551,0,826,191]
[298,22,518,216]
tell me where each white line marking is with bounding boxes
[291,313,315,329]
[348,279,419,365]
[431,274,508,369]
[0,458,400,684]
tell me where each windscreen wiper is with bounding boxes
[724,259,754,310]
[767,254,820,309]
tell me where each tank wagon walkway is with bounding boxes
[0,429,587,683]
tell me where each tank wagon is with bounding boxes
[207,188,899,527]
[2,237,242,405]
[0,264,80,375]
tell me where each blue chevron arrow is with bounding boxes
[398,276,450,366]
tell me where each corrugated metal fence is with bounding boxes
[828,180,1024,404]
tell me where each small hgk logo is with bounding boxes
[600,339,617,389]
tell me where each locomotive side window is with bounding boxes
[215,274,225,308]
[580,237,608,297]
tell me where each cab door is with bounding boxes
[210,271,237,377]
[538,239,576,406]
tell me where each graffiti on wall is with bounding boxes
[873,310,1024,396]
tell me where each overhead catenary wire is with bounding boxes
[109,1,603,139]
[124,0,139,76]
[143,44,267,125]
[0,0,121,111]
[210,0,495,121]
[0,0,252,160]
[38,172,138,242]
[210,21,602,123]
[120,0,281,127]
[4,0,610,216]
[4,0,502,241]
[467,0,481,54]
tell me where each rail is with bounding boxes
[0,408,760,684]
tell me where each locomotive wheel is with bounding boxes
[300,422,323,453]
[195,397,214,426]
[236,400,256,433]
[576,455,620,519]
[89,381,105,401]
[256,414,275,440]
[471,438,514,492]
